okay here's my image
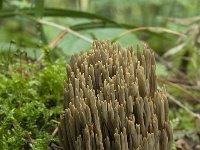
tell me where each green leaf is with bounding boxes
[34,0,44,18]
[0,8,116,24]
[0,0,3,9]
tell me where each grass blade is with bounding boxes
[111,26,186,43]
[0,8,116,24]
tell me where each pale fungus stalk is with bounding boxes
[58,41,173,150]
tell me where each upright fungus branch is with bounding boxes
[58,41,173,150]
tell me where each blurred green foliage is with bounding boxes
[1,0,199,55]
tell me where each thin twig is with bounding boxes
[36,30,68,63]
[48,141,64,150]
[158,78,200,103]
[181,85,200,91]
[38,19,93,43]
[167,93,200,120]
[166,78,193,85]
[51,119,60,124]
[49,30,68,49]
[49,144,64,150]
[162,78,200,91]
[52,127,59,137]
[51,119,60,137]
[163,16,200,26]
[24,130,34,144]
[35,19,92,63]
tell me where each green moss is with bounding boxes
[0,56,66,149]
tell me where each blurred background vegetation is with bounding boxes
[0,0,200,149]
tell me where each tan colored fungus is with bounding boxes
[58,41,173,150]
